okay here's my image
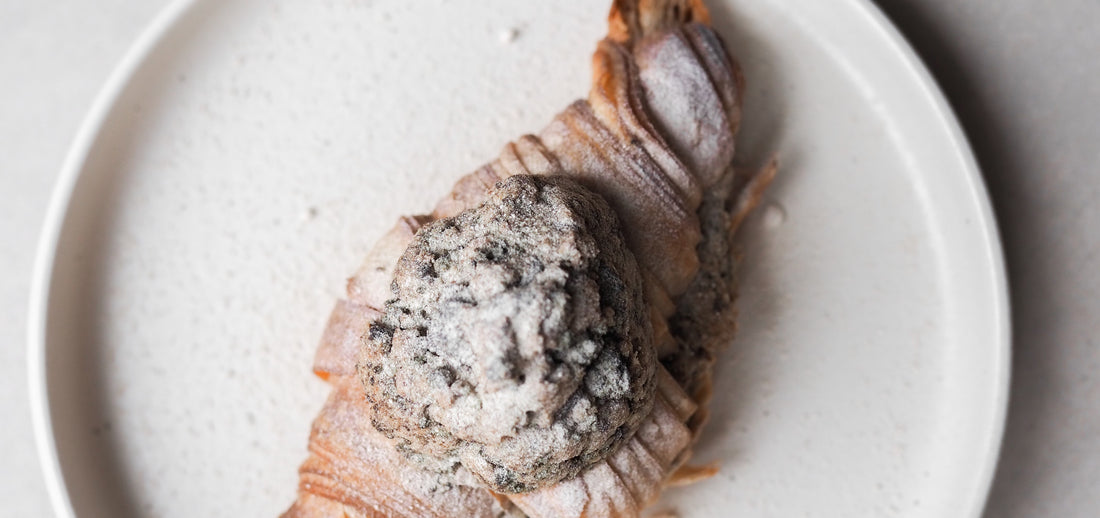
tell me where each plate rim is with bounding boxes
[847,1,1010,514]
[26,1,197,516]
[27,0,1010,516]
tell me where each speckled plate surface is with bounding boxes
[29,0,1008,516]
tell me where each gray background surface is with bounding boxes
[1,1,1096,516]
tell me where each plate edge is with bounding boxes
[26,1,199,516]
[846,0,1012,516]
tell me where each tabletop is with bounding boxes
[2,1,1096,516]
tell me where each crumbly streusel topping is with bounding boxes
[359,175,656,493]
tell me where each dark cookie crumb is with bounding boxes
[663,171,740,397]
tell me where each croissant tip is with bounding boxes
[608,0,712,45]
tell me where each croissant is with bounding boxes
[282,0,775,517]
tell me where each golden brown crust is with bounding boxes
[608,0,711,46]
[312,300,379,381]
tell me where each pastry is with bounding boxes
[283,0,775,516]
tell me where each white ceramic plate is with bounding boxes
[30,0,1009,516]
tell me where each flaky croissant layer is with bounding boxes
[283,1,774,517]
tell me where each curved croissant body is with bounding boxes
[283,1,775,516]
